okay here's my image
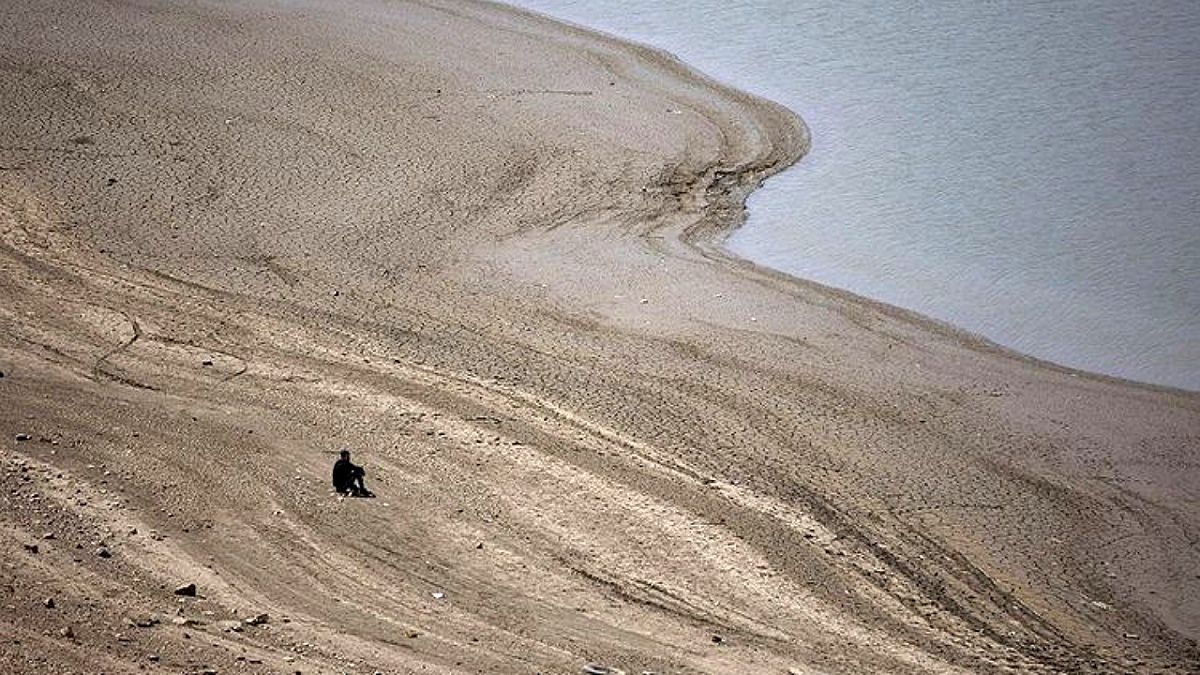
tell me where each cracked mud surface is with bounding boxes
[1,0,1198,673]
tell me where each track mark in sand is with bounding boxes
[91,311,143,384]
[482,88,595,97]
[241,254,300,287]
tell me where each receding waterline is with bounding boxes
[512,0,1200,392]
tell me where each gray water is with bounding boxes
[513,1,1200,391]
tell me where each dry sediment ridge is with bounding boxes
[1,0,1198,673]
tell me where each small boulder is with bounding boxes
[95,546,112,558]
[131,614,162,628]
[15,433,32,442]
[173,583,197,597]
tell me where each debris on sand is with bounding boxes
[581,665,624,675]
[129,613,163,628]
[174,583,197,597]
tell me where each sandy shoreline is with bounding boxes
[1,0,1198,673]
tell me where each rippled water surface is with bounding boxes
[513,0,1200,390]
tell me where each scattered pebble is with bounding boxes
[131,614,161,628]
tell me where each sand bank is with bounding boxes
[1,0,1197,672]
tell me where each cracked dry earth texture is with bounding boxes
[1,0,1198,673]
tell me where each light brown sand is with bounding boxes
[1,0,1198,672]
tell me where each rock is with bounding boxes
[15,433,32,441]
[43,597,55,609]
[131,614,162,628]
[788,669,805,675]
[171,616,199,627]
[217,620,243,632]
[475,542,484,550]
[59,626,74,639]
[243,613,269,626]
[431,591,445,599]
[174,583,197,597]
[42,532,55,540]
[711,634,724,644]
[147,654,159,662]
[23,544,38,554]
[95,547,112,558]
[582,666,628,675]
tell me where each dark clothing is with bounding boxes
[332,457,368,496]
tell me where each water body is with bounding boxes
[512,0,1200,391]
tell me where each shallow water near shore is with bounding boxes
[513,0,1200,391]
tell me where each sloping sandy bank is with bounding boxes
[1,0,1197,673]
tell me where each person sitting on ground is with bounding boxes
[331,449,372,497]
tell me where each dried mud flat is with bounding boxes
[1,0,1198,673]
